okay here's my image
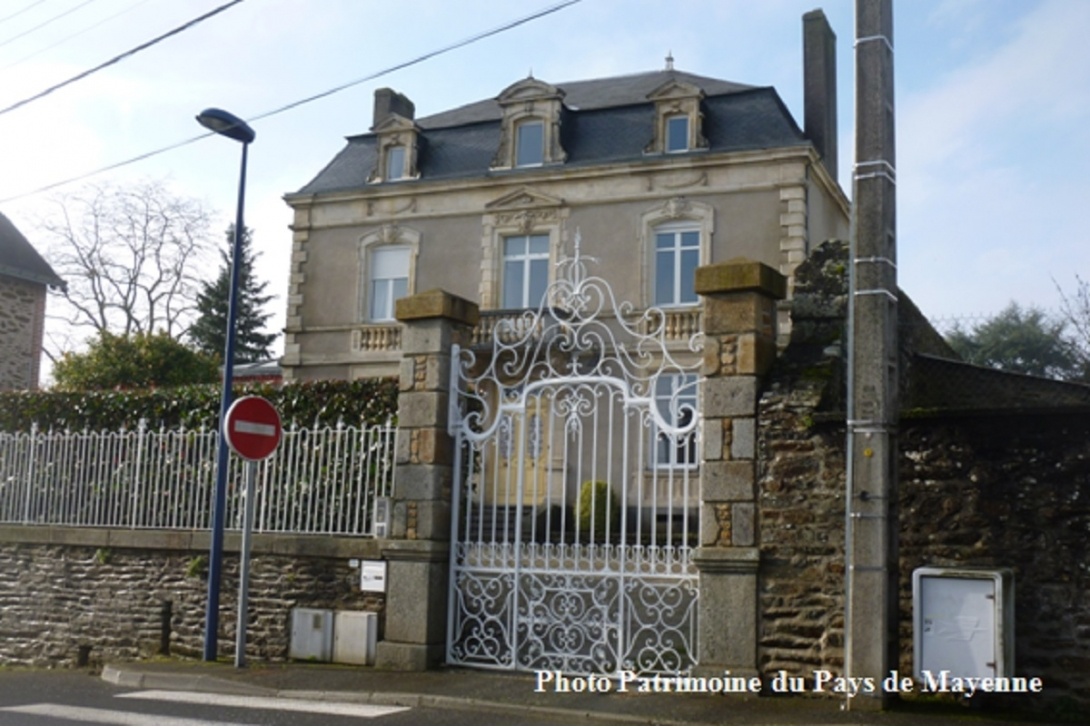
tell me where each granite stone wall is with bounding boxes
[0,529,383,667]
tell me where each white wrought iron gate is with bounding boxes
[446,240,701,675]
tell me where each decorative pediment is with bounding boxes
[485,187,565,211]
[496,77,565,105]
[646,79,704,103]
[372,113,418,134]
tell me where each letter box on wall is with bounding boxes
[912,567,1014,680]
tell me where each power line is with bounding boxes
[0,0,49,27]
[0,0,583,204]
[0,0,244,117]
[0,0,99,50]
[1,0,155,72]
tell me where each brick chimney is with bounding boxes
[372,88,415,129]
[803,9,838,180]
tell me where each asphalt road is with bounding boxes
[0,670,607,726]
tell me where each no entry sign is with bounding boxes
[224,396,282,461]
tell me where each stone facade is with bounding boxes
[0,275,47,390]
[282,11,848,382]
[0,528,382,667]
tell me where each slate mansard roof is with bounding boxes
[0,211,63,289]
[297,69,809,196]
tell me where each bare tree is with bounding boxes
[38,180,217,354]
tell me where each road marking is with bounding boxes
[0,703,235,726]
[234,420,276,436]
[118,689,410,718]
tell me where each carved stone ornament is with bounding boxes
[664,197,692,219]
[379,223,401,243]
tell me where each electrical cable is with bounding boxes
[0,0,244,116]
[0,0,99,50]
[1,0,155,72]
[0,0,582,204]
[0,0,48,27]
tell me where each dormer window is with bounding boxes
[666,115,689,153]
[645,80,707,155]
[385,145,406,180]
[367,90,420,183]
[515,121,545,167]
[492,77,567,170]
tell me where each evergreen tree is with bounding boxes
[188,225,276,363]
[946,302,1085,381]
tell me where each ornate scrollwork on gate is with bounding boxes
[447,231,702,676]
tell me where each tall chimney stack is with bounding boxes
[372,88,415,130]
[803,9,838,181]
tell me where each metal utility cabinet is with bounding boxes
[913,567,1015,680]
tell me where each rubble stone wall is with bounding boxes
[0,529,383,667]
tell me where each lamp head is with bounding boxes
[196,108,255,144]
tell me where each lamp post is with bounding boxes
[196,107,255,661]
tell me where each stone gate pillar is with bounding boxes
[693,258,785,677]
[374,289,478,670]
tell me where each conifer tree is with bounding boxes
[188,225,276,363]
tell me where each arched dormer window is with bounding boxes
[491,77,567,170]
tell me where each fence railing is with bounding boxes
[0,421,396,536]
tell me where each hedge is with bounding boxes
[0,378,398,432]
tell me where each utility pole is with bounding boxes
[845,0,898,711]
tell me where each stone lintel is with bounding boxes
[693,546,759,573]
[395,288,480,327]
[695,258,787,300]
[380,539,450,562]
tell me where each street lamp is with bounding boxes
[196,107,255,661]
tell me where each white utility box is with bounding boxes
[289,607,333,661]
[333,610,379,665]
[913,567,1014,680]
[360,560,387,593]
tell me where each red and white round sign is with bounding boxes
[224,396,282,461]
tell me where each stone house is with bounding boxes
[280,9,856,680]
[0,212,63,390]
[279,6,1089,711]
[282,11,847,382]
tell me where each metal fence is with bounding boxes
[0,421,396,536]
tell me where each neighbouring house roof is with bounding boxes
[296,69,806,196]
[0,211,64,289]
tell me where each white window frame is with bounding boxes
[357,225,419,323]
[501,233,550,308]
[515,120,545,167]
[665,114,689,153]
[385,145,406,181]
[368,246,410,322]
[651,373,698,470]
[639,198,713,310]
[654,223,701,307]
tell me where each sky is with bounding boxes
[1,0,1088,366]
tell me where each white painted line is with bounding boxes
[118,690,410,718]
[1,703,236,726]
[234,420,276,436]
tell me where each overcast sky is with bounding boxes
[2,0,1087,360]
